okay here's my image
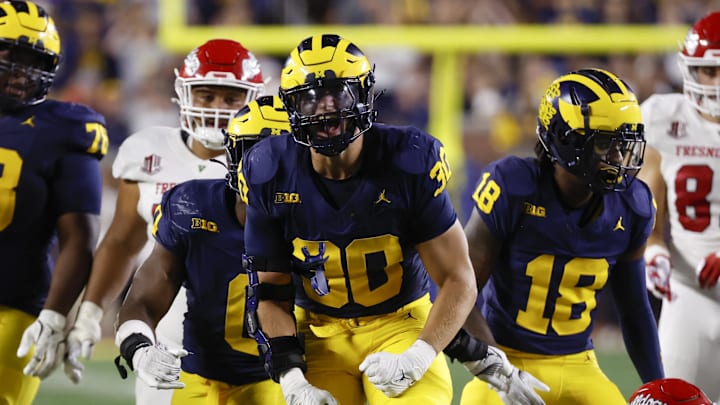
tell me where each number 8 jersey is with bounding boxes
[471,156,654,354]
[641,93,720,286]
[0,100,107,316]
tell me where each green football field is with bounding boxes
[33,339,641,405]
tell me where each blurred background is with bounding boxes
[31,0,717,403]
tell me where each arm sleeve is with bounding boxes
[609,257,664,382]
[51,153,103,215]
[151,188,187,257]
[407,137,457,243]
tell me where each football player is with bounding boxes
[114,96,286,404]
[239,33,542,405]
[66,39,264,404]
[460,68,664,404]
[0,2,107,404]
[628,378,714,405]
[638,11,720,401]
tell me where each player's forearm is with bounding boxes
[419,276,477,352]
[258,300,297,337]
[45,214,100,315]
[84,237,145,310]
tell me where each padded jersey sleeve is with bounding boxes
[469,157,531,240]
[240,138,292,267]
[151,184,189,257]
[624,179,656,254]
[398,129,457,244]
[50,102,107,215]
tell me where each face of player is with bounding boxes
[0,45,49,105]
[693,66,720,122]
[292,81,361,141]
[190,85,249,129]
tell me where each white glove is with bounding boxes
[359,339,437,398]
[279,367,338,405]
[65,301,104,383]
[645,244,675,301]
[16,309,67,379]
[463,346,549,405]
[116,320,188,390]
[132,344,188,389]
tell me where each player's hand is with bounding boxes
[132,344,188,389]
[279,367,338,405]
[65,301,104,383]
[463,346,549,405]
[645,245,675,301]
[359,339,437,398]
[697,251,720,289]
[16,309,67,379]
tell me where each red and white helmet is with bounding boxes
[679,11,720,118]
[174,39,264,149]
[628,378,714,405]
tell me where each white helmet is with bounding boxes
[174,39,264,149]
[678,11,720,118]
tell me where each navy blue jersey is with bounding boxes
[153,179,267,385]
[0,100,106,316]
[241,124,457,318]
[471,156,654,355]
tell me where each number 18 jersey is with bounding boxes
[471,156,654,354]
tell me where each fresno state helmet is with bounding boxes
[679,11,720,118]
[279,34,376,156]
[174,39,264,150]
[0,1,61,111]
[536,68,646,193]
[628,378,714,405]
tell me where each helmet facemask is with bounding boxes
[679,58,720,118]
[281,74,375,156]
[173,39,265,151]
[175,76,263,150]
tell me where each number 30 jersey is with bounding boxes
[241,124,457,318]
[152,179,268,385]
[0,100,107,316]
[641,93,720,286]
[471,156,654,355]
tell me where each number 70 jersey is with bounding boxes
[641,93,720,284]
[471,156,654,354]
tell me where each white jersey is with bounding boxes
[642,93,720,400]
[112,127,227,405]
[641,93,720,290]
[113,126,227,236]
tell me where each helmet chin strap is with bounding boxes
[190,126,226,151]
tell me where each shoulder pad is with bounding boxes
[386,125,441,175]
[620,179,654,219]
[243,134,289,185]
[482,156,541,198]
[112,126,176,180]
[45,100,106,125]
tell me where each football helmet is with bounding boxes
[224,95,289,193]
[628,378,714,405]
[175,39,264,150]
[0,1,61,110]
[279,34,376,156]
[536,68,645,193]
[679,11,720,118]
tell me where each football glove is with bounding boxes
[116,320,188,390]
[645,244,675,301]
[65,301,104,383]
[279,367,338,405]
[463,346,549,405]
[16,309,67,379]
[697,251,720,290]
[359,339,437,398]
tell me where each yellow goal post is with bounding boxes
[158,0,688,201]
